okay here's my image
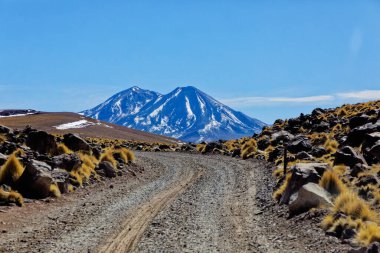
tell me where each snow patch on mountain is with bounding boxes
[82,86,266,142]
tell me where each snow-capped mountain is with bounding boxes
[82,86,266,142]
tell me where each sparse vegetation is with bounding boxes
[319,170,347,196]
[0,151,24,185]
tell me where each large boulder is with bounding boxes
[334,146,367,167]
[271,131,294,145]
[63,134,91,152]
[15,159,53,199]
[280,163,329,204]
[202,142,223,154]
[96,161,116,178]
[26,130,58,155]
[310,146,328,158]
[287,135,312,154]
[50,154,82,172]
[51,169,70,194]
[0,125,12,134]
[346,121,380,147]
[288,183,333,216]
[349,114,370,129]
[312,121,330,132]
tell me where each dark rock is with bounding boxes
[51,169,70,194]
[348,242,380,253]
[350,163,368,177]
[96,161,116,178]
[279,163,329,204]
[311,108,325,117]
[203,142,223,153]
[63,134,91,152]
[310,146,328,158]
[257,137,270,150]
[271,131,294,145]
[231,148,241,157]
[287,135,312,154]
[295,151,313,160]
[50,154,82,172]
[313,122,330,132]
[159,144,170,150]
[267,147,283,162]
[26,130,58,155]
[15,160,53,199]
[356,174,378,187]
[334,146,367,167]
[349,115,370,129]
[369,140,380,162]
[91,147,101,160]
[346,121,380,147]
[0,125,12,134]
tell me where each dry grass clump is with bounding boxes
[49,184,61,198]
[0,152,25,185]
[357,222,380,245]
[273,173,292,201]
[100,149,117,168]
[241,139,257,160]
[57,143,73,154]
[113,148,135,163]
[0,188,23,206]
[333,191,379,222]
[196,144,206,153]
[0,134,6,143]
[319,170,347,196]
[324,138,339,154]
[332,165,348,176]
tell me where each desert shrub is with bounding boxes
[57,143,73,154]
[333,191,379,222]
[0,188,23,207]
[241,140,257,159]
[319,170,347,196]
[273,173,292,201]
[100,149,117,168]
[324,138,339,154]
[49,184,61,198]
[357,222,380,246]
[113,148,135,163]
[196,144,206,153]
[0,152,24,185]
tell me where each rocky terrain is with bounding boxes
[0,124,139,207]
[197,100,380,251]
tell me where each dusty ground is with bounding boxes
[0,152,351,253]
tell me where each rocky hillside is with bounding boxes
[82,86,266,142]
[197,100,380,249]
[0,125,140,206]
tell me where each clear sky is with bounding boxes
[1,0,380,123]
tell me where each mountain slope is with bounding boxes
[83,86,266,142]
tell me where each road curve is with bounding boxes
[0,152,349,253]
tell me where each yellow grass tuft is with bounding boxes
[319,170,347,196]
[273,173,292,201]
[324,138,339,154]
[49,184,61,198]
[57,143,73,154]
[357,222,380,246]
[100,149,117,168]
[0,188,23,207]
[333,191,379,222]
[0,152,25,184]
[68,184,74,192]
[0,134,6,143]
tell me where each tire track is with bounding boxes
[97,168,203,253]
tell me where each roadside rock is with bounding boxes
[0,125,12,134]
[96,161,116,178]
[287,135,312,154]
[26,130,58,155]
[334,146,367,167]
[288,183,333,216]
[50,154,82,171]
[15,159,53,199]
[63,133,91,152]
[280,163,328,204]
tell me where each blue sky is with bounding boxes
[0,0,380,123]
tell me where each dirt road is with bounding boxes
[0,152,349,253]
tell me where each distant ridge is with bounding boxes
[82,86,266,142]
